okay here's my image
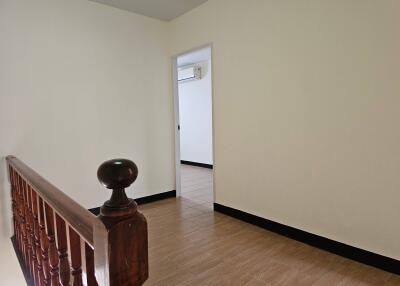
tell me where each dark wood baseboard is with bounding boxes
[214,203,400,275]
[135,190,176,205]
[181,160,213,169]
[11,236,33,286]
[89,190,176,215]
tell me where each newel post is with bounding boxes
[94,159,148,286]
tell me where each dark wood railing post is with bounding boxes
[94,159,148,286]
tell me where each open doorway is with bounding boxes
[172,45,214,208]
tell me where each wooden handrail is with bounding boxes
[6,156,97,246]
[7,155,149,285]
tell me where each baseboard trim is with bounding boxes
[214,203,400,275]
[135,190,176,205]
[89,190,176,215]
[11,236,33,286]
[181,160,213,169]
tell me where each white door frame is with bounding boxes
[172,43,215,199]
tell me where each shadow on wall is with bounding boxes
[0,157,12,239]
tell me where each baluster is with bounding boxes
[17,174,23,253]
[9,167,17,238]
[38,197,51,285]
[26,184,33,276]
[84,243,98,286]
[14,172,20,245]
[23,181,33,276]
[18,174,24,253]
[95,159,149,286]
[14,172,22,250]
[33,192,45,285]
[10,169,17,240]
[69,227,83,286]
[28,187,39,286]
[44,203,60,286]
[55,214,70,286]
[10,168,18,246]
[11,169,19,248]
[18,174,27,262]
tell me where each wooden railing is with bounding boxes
[7,156,148,286]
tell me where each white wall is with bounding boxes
[2,0,400,267]
[178,60,213,165]
[0,0,175,240]
[169,0,400,259]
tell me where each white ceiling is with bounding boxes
[178,47,211,67]
[90,0,208,21]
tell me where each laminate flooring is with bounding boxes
[140,165,399,286]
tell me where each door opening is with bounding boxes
[172,45,214,208]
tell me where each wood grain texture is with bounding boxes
[85,243,98,286]
[32,190,44,285]
[18,175,29,266]
[27,185,37,281]
[96,158,149,286]
[6,156,96,246]
[55,214,70,286]
[22,181,33,276]
[44,203,61,286]
[8,157,150,286]
[141,165,400,286]
[38,197,50,285]
[69,227,83,286]
[11,235,33,286]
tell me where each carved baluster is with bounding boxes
[28,187,39,286]
[14,173,21,250]
[11,169,18,244]
[17,173,24,252]
[55,214,70,286]
[69,227,83,286]
[21,180,28,268]
[25,183,34,276]
[44,203,60,286]
[15,173,20,243]
[19,175,25,253]
[38,197,51,285]
[23,181,33,276]
[18,175,27,261]
[95,159,148,286]
[84,243,98,286]
[10,168,19,246]
[25,184,32,276]
[8,165,17,236]
[12,170,19,248]
[33,192,45,285]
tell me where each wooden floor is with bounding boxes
[140,165,399,286]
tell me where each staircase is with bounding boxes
[6,156,149,286]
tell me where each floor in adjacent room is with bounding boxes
[140,165,399,286]
[180,164,214,209]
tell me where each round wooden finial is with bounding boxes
[97,159,138,190]
[97,159,138,217]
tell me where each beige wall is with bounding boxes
[0,0,175,240]
[1,0,399,264]
[169,0,400,259]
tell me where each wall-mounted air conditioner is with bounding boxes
[178,65,202,82]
